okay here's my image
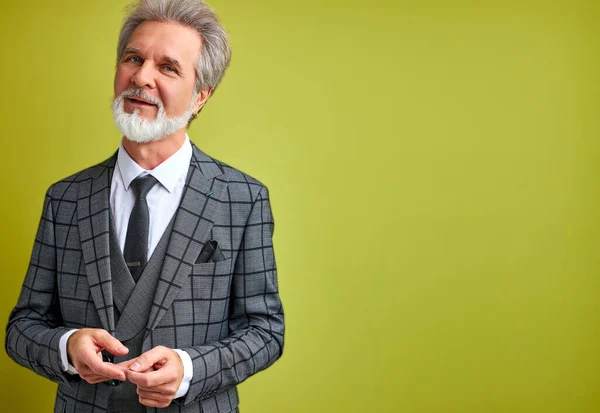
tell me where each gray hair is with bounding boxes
[116,0,232,94]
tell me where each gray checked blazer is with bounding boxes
[5,143,285,413]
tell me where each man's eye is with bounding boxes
[163,65,176,73]
[127,56,141,63]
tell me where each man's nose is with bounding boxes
[130,61,156,89]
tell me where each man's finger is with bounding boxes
[77,364,113,384]
[129,346,168,372]
[87,375,111,384]
[94,330,129,356]
[114,359,138,370]
[116,358,153,373]
[87,356,127,381]
[137,388,174,401]
[127,368,172,388]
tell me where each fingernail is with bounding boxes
[131,362,141,371]
[118,346,128,353]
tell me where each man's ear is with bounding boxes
[193,88,212,114]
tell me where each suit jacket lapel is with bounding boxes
[145,144,229,334]
[77,153,118,334]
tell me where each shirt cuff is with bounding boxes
[59,329,80,375]
[173,349,193,398]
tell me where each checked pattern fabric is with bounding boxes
[6,143,285,413]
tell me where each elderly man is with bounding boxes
[5,1,284,412]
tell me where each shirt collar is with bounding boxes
[116,134,193,193]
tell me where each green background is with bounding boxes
[1,0,598,412]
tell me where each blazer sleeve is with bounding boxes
[180,184,285,405]
[5,185,76,385]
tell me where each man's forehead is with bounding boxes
[126,21,202,65]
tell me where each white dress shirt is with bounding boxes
[59,135,194,398]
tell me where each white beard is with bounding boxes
[111,88,196,143]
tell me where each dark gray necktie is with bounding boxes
[124,175,158,282]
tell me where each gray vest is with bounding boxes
[107,216,175,413]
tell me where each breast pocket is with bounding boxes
[190,258,235,301]
[192,258,234,276]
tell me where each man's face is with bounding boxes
[114,20,205,122]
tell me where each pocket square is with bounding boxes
[196,240,226,263]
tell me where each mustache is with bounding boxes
[118,88,162,106]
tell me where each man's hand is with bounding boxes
[126,346,184,408]
[66,328,129,384]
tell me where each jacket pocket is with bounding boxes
[192,258,233,275]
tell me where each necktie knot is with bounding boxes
[131,175,158,200]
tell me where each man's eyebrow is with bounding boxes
[163,56,183,71]
[122,48,183,71]
[122,47,141,56]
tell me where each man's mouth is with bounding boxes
[127,97,157,107]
